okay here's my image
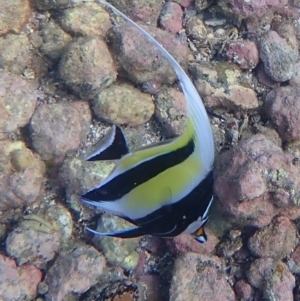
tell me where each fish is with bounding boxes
[81,0,215,243]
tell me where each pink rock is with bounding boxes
[215,134,300,227]
[0,254,42,301]
[45,244,106,301]
[234,279,254,300]
[167,227,219,255]
[248,215,297,259]
[225,40,259,69]
[170,253,236,301]
[137,274,164,301]
[168,0,194,8]
[259,31,298,81]
[109,23,191,85]
[247,258,294,301]
[30,101,91,161]
[265,86,300,142]
[0,70,39,132]
[159,2,183,34]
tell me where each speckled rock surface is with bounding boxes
[0,34,34,75]
[0,141,45,212]
[92,214,140,270]
[40,20,72,60]
[0,254,42,301]
[154,87,187,137]
[225,40,259,70]
[0,71,39,132]
[248,215,297,259]
[190,61,259,110]
[107,0,164,26]
[93,82,154,126]
[247,258,295,301]
[30,101,91,161]
[109,22,191,85]
[234,279,254,301]
[0,0,31,35]
[171,0,194,7]
[185,16,207,43]
[170,253,236,301]
[59,37,117,98]
[215,134,300,227]
[265,86,300,143]
[59,2,112,37]
[31,0,78,10]
[260,30,298,82]
[44,244,106,301]
[159,2,183,34]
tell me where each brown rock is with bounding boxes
[93,82,154,126]
[225,40,259,69]
[0,254,42,301]
[30,101,91,161]
[31,0,74,10]
[0,141,45,212]
[265,86,300,143]
[170,253,236,301]
[247,258,294,301]
[0,0,31,35]
[234,279,254,300]
[185,16,207,43]
[248,215,297,259]
[109,22,190,85]
[137,274,165,301]
[59,2,112,37]
[40,20,73,60]
[155,87,187,137]
[44,244,106,301]
[159,2,183,34]
[215,134,300,227]
[0,71,39,132]
[59,37,117,98]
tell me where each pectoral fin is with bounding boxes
[85,125,129,161]
[85,226,146,238]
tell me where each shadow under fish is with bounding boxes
[81,1,215,244]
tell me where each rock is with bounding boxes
[59,37,117,98]
[167,227,219,255]
[0,141,45,212]
[93,82,154,126]
[40,20,72,60]
[31,0,78,10]
[248,215,297,259]
[91,214,140,270]
[159,2,183,34]
[109,22,190,85]
[234,279,254,301]
[215,134,300,227]
[30,101,91,161]
[265,86,300,143]
[44,244,106,301]
[289,245,300,274]
[0,254,42,301]
[247,258,294,301]
[290,60,300,86]
[107,0,164,26]
[217,0,288,19]
[59,2,112,37]
[170,253,236,301]
[195,0,214,11]
[190,61,259,110]
[225,40,259,70]
[0,71,39,132]
[0,34,34,75]
[137,274,165,301]
[170,0,194,7]
[0,0,31,35]
[154,87,187,137]
[259,31,298,82]
[185,16,207,43]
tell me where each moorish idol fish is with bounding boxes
[81,0,215,243]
